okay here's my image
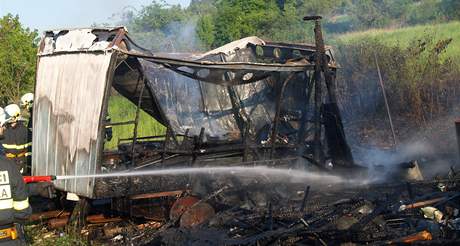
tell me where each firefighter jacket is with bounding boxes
[0,124,31,175]
[0,156,31,226]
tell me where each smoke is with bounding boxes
[350,112,460,182]
[162,20,204,52]
[128,19,205,53]
[105,2,205,53]
[353,141,431,167]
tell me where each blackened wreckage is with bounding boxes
[33,18,353,199]
[30,18,460,245]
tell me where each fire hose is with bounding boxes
[22,175,56,184]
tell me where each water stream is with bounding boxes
[55,166,346,184]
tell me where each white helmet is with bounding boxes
[4,104,21,123]
[20,93,34,109]
[0,107,5,126]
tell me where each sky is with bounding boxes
[0,0,191,32]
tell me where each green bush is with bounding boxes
[335,35,460,125]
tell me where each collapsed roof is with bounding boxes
[39,27,336,142]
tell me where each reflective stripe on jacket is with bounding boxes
[0,123,32,174]
[0,156,31,226]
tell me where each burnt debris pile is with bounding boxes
[136,170,460,245]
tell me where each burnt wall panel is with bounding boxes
[140,60,234,141]
[135,47,310,142]
[139,58,281,142]
[33,52,115,198]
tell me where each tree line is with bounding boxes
[119,0,460,50]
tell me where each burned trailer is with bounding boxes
[32,26,354,199]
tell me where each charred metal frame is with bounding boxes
[131,77,145,166]
[33,21,354,199]
[270,72,296,158]
[103,17,352,173]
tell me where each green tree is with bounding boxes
[295,0,348,16]
[132,0,187,31]
[441,0,460,21]
[407,0,443,25]
[124,0,209,51]
[348,0,412,29]
[188,0,218,16]
[190,0,217,49]
[210,0,312,47]
[0,14,38,104]
[116,0,454,51]
[196,15,215,48]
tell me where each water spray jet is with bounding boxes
[50,166,346,185]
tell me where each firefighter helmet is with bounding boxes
[4,104,21,123]
[0,107,5,126]
[20,93,34,109]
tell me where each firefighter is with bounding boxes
[0,111,31,245]
[1,105,31,175]
[20,94,33,170]
[3,104,53,200]
[19,93,33,133]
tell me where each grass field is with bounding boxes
[106,95,165,150]
[334,21,460,60]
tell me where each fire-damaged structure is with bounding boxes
[29,17,460,245]
[32,18,353,199]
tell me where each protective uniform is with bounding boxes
[0,156,31,245]
[20,94,34,173]
[1,126,31,176]
[0,105,31,175]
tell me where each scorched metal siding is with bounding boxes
[32,52,115,198]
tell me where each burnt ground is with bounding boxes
[25,110,460,245]
[128,174,460,245]
[26,164,460,245]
